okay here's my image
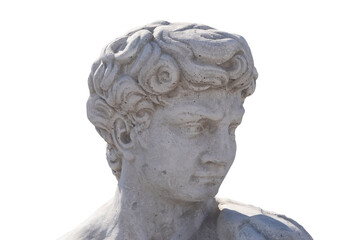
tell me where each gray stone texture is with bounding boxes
[60,21,312,240]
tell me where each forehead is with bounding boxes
[163,89,244,120]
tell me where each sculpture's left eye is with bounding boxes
[182,122,205,137]
[228,122,240,136]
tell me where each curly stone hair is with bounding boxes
[87,21,258,180]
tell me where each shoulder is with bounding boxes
[216,198,313,240]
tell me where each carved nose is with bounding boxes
[200,130,234,167]
[201,139,234,166]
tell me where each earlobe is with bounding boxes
[112,116,135,162]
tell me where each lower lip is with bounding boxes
[191,175,224,183]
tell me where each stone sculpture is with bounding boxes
[60,21,312,240]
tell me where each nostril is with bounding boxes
[200,152,227,167]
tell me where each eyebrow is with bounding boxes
[165,104,224,123]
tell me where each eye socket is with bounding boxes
[181,121,206,137]
[228,122,240,136]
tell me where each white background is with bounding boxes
[1,1,359,239]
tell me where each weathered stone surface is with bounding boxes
[59,21,312,240]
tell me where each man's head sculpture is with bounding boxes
[87,21,257,184]
[61,21,313,240]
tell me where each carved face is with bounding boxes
[132,89,245,202]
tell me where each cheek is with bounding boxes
[150,127,201,156]
[225,141,237,168]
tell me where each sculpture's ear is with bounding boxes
[111,116,135,162]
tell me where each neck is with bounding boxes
[106,163,217,240]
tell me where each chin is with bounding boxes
[172,186,220,203]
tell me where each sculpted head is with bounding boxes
[87,21,257,201]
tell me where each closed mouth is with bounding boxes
[190,175,225,183]
[193,171,225,178]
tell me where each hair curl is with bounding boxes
[87,21,258,180]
